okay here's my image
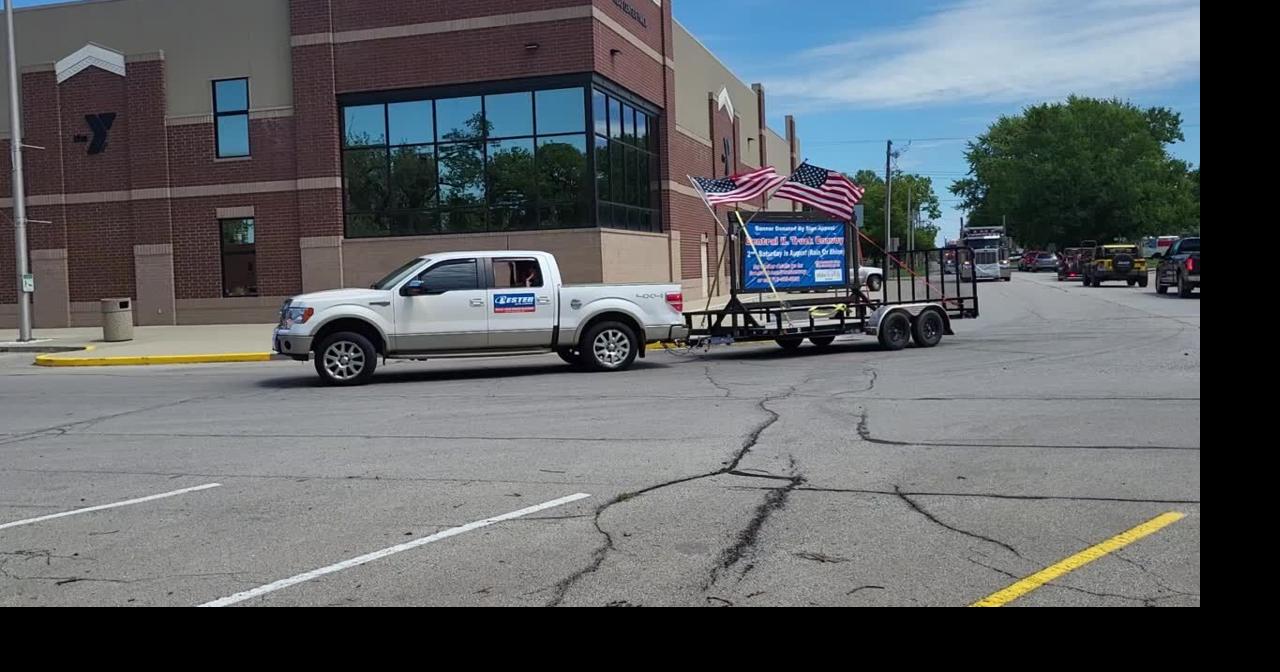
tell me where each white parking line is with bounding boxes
[0,483,222,532]
[199,492,592,607]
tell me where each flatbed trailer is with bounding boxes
[683,213,979,351]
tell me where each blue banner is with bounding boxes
[741,221,848,291]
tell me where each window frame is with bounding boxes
[218,217,257,298]
[212,78,251,159]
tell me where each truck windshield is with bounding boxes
[372,258,427,289]
[965,238,1000,250]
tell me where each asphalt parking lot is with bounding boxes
[0,271,1199,606]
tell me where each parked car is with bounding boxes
[1155,236,1199,297]
[1082,244,1148,287]
[1031,252,1058,272]
[273,251,688,385]
[1141,235,1180,259]
[859,265,884,291]
[1018,251,1039,271]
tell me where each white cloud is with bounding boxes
[770,0,1200,108]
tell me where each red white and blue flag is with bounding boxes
[692,166,786,206]
[773,162,865,221]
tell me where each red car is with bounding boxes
[1018,251,1039,271]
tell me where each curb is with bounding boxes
[35,351,274,367]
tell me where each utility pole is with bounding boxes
[884,140,892,252]
[906,179,913,252]
[5,0,32,341]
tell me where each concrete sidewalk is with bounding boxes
[1,324,275,366]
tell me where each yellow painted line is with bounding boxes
[35,352,274,367]
[971,511,1186,607]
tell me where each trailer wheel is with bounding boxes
[809,336,836,348]
[776,338,803,351]
[878,312,912,351]
[912,310,945,348]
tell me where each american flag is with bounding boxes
[692,166,786,206]
[774,163,865,221]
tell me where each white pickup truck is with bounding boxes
[273,251,688,385]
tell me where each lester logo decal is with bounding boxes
[494,293,537,313]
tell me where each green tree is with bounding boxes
[845,169,942,251]
[951,96,1198,248]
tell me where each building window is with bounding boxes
[341,83,594,237]
[339,79,657,238]
[214,78,250,158]
[592,88,658,232]
[220,218,257,297]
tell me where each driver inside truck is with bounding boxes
[516,261,541,287]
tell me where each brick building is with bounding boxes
[1,0,801,327]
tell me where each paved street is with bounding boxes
[0,273,1200,607]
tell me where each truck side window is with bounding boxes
[493,258,543,288]
[417,259,479,292]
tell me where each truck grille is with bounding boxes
[975,250,998,265]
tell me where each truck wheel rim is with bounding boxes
[323,341,365,380]
[593,329,630,368]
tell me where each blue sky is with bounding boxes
[675,0,1200,242]
[14,0,1200,243]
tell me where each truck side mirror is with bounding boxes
[401,280,427,296]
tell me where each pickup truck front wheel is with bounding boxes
[315,331,378,386]
[581,321,638,372]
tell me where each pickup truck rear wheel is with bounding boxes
[1178,272,1194,298]
[315,331,378,386]
[581,321,638,372]
[1156,274,1169,294]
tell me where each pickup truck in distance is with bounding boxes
[1155,237,1200,298]
[274,251,688,385]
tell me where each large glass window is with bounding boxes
[213,78,250,158]
[342,85,590,237]
[340,81,657,237]
[593,88,658,231]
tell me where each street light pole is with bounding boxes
[5,0,32,341]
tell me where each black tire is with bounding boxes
[580,321,639,372]
[1138,275,1149,288]
[314,331,378,386]
[1178,272,1194,298]
[1082,274,1091,287]
[776,338,803,351]
[809,336,836,348]
[1156,276,1169,294]
[866,274,883,292]
[912,310,945,348]
[878,311,912,351]
[1003,276,1012,282]
[1127,279,1137,287]
[557,349,582,366]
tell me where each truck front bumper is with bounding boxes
[274,330,314,360]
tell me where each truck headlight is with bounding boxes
[281,306,314,328]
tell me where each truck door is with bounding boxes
[486,256,556,348]
[393,257,489,351]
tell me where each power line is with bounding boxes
[806,136,975,147]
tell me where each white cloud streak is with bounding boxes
[769,0,1200,108]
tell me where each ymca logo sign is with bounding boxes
[73,113,117,155]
